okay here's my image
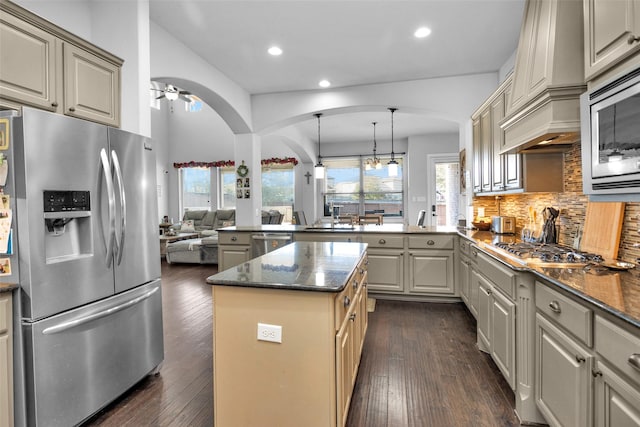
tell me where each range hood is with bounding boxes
[500,0,586,154]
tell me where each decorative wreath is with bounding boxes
[236,162,249,177]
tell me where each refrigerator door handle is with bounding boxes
[41,286,160,335]
[111,150,126,266]
[100,148,116,267]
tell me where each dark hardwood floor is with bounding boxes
[84,261,521,427]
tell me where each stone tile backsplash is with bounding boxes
[473,141,640,263]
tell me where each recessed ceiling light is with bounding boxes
[268,46,283,56]
[414,26,432,38]
[318,80,331,88]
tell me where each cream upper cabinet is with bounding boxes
[63,43,120,127]
[0,11,59,111]
[584,0,640,81]
[0,1,122,127]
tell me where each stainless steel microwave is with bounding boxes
[581,67,640,195]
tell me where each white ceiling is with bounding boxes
[149,0,526,143]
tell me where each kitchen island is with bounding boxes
[207,241,368,427]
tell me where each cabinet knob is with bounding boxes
[592,369,602,378]
[349,312,357,321]
[231,236,237,241]
[353,279,358,289]
[628,354,640,372]
[575,355,585,364]
[548,301,561,314]
[343,296,351,307]
[628,34,640,44]
[427,239,435,246]
[487,288,492,295]
[471,250,478,257]
[68,106,76,112]
[51,102,58,107]
[379,239,386,244]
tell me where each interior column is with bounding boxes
[234,133,262,226]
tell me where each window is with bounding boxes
[262,165,295,223]
[220,167,236,209]
[323,156,404,218]
[179,167,212,212]
[219,164,296,222]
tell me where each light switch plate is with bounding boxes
[257,323,282,343]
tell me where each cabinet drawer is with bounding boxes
[536,281,593,347]
[334,278,355,330]
[219,232,251,245]
[361,234,404,249]
[408,235,454,250]
[460,237,472,256]
[477,251,516,299]
[595,315,640,386]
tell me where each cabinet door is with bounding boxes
[491,288,516,390]
[459,256,470,307]
[536,313,592,427]
[594,361,640,427]
[366,249,404,293]
[63,43,120,127]
[491,93,506,191]
[336,312,354,427]
[469,268,480,319]
[472,118,482,193]
[408,250,454,295]
[0,11,59,111]
[480,108,492,193]
[585,0,640,80]
[477,276,492,352]
[218,245,250,271]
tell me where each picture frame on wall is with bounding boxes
[236,189,243,199]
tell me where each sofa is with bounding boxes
[166,209,235,264]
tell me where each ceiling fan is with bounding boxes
[152,84,192,102]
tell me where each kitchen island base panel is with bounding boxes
[213,286,336,427]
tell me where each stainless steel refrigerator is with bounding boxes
[1,107,163,427]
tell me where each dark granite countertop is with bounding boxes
[219,224,459,234]
[207,241,367,292]
[0,282,18,293]
[459,229,640,329]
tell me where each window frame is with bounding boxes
[322,155,405,219]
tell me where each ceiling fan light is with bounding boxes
[165,91,179,101]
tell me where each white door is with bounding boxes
[427,154,460,226]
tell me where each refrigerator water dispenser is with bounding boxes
[43,190,92,262]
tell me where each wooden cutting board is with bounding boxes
[580,202,625,260]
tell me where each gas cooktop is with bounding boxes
[487,242,604,268]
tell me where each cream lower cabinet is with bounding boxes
[593,315,640,427]
[407,235,455,296]
[535,313,592,427]
[218,232,251,271]
[476,270,516,390]
[213,252,367,427]
[0,2,121,126]
[361,234,404,294]
[0,293,13,427]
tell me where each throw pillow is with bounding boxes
[222,221,234,227]
[181,219,195,233]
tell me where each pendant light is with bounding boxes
[388,107,399,177]
[314,113,325,179]
[365,121,381,171]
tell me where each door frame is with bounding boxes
[426,153,460,226]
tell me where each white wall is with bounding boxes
[407,133,460,225]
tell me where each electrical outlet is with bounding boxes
[257,323,282,343]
